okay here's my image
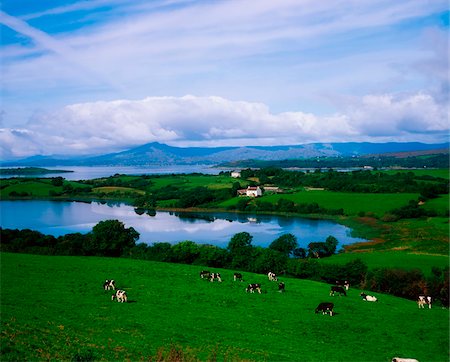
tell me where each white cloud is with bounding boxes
[0,94,447,159]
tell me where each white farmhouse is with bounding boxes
[231,171,241,178]
[246,186,262,197]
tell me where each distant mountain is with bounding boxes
[1,141,449,167]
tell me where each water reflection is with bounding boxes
[0,200,368,248]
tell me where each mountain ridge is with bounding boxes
[1,141,448,167]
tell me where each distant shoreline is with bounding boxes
[0,167,74,175]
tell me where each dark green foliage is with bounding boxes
[227,232,253,269]
[269,233,298,256]
[83,220,139,257]
[51,177,64,186]
[250,247,287,274]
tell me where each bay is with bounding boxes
[0,165,226,180]
[0,200,367,249]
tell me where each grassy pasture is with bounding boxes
[92,186,145,195]
[0,180,59,197]
[219,191,420,217]
[320,251,449,276]
[382,168,449,179]
[1,252,448,361]
[147,174,240,191]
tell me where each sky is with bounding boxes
[0,0,449,160]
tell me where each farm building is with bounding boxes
[231,171,241,178]
[237,186,262,197]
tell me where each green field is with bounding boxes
[1,252,448,361]
[321,251,449,276]
[219,191,421,217]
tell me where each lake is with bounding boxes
[0,165,226,180]
[0,200,367,248]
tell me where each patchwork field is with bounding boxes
[1,252,448,361]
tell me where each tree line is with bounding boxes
[1,221,448,306]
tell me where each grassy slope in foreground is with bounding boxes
[1,253,448,362]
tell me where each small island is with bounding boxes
[0,167,73,175]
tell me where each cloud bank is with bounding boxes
[1,94,447,160]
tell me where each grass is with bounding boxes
[92,186,146,195]
[262,191,420,217]
[1,252,448,361]
[382,169,449,179]
[320,251,449,276]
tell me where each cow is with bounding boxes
[268,272,278,281]
[103,279,116,290]
[321,277,350,290]
[315,302,334,316]
[233,273,243,282]
[210,272,222,282]
[360,292,377,302]
[337,280,350,291]
[246,283,262,294]
[111,290,127,303]
[417,295,432,309]
[278,282,285,293]
[330,285,347,296]
[392,358,419,362]
[200,270,211,279]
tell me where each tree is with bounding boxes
[51,177,64,187]
[84,220,139,257]
[171,240,200,264]
[227,232,253,269]
[269,233,298,257]
[324,236,338,255]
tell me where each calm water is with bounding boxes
[0,200,367,248]
[0,165,225,180]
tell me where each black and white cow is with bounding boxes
[268,271,278,281]
[278,282,285,293]
[417,295,432,309]
[246,283,262,294]
[360,292,377,302]
[392,358,419,362]
[103,279,116,290]
[233,273,243,282]
[111,289,127,303]
[330,285,347,296]
[315,302,334,316]
[200,270,211,279]
[321,277,350,290]
[336,280,350,291]
[210,272,222,282]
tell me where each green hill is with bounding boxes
[1,252,448,361]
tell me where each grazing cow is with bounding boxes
[210,272,222,282]
[321,277,350,290]
[246,283,262,294]
[417,295,432,309]
[360,292,377,302]
[103,279,116,290]
[315,302,334,316]
[233,273,243,282]
[111,290,127,303]
[268,272,278,281]
[330,285,347,296]
[337,280,350,291]
[392,358,419,362]
[278,282,285,293]
[200,270,211,279]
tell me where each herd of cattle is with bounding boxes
[104,272,433,312]
[102,272,432,361]
[104,273,433,314]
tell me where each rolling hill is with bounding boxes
[1,142,448,167]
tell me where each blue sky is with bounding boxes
[0,0,448,159]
